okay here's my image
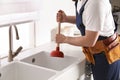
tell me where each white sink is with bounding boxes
[21,51,79,71]
[0,61,56,80]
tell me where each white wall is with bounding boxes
[0,0,76,46]
[0,0,37,15]
[35,0,76,46]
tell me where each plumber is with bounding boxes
[56,0,120,80]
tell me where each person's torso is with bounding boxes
[76,0,115,37]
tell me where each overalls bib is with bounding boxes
[75,0,120,80]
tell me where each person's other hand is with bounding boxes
[56,34,66,43]
[56,10,67,23]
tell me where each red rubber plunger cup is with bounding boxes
[50,46,64,57]
[50,22,64,58]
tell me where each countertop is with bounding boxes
[1,41,85,67]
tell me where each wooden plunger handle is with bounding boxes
[57,22,61,48]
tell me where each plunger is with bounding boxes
[50,22,64,58]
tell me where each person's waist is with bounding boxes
[98,36,108,40]
[98,33,117,41]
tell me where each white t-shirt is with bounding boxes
[77,0,115,37]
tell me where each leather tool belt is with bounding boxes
[82,33,120,64]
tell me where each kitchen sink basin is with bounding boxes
[0,61,56,80]
[21,51,79,71]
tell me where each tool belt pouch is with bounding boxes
[82,47,95,64]
[104,35,120,64]
[82,40,106,64]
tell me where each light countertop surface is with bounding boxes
[1,41,85,67]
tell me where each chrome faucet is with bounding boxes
[8,25,23,62]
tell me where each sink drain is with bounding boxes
[32,58,35,63]
[0,73,1,77]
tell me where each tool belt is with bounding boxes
[82,33,120,64]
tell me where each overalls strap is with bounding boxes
[75,0,88,36]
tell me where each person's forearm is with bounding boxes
[64,31,99,47]
[64,36,92,47]
[65,16,76,24]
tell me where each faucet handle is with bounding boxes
[13,46,23,57]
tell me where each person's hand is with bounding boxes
[56,34,67,43]
[56,10,67,23]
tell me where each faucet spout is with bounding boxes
[14,25,19,40]
[8,25,23,62]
